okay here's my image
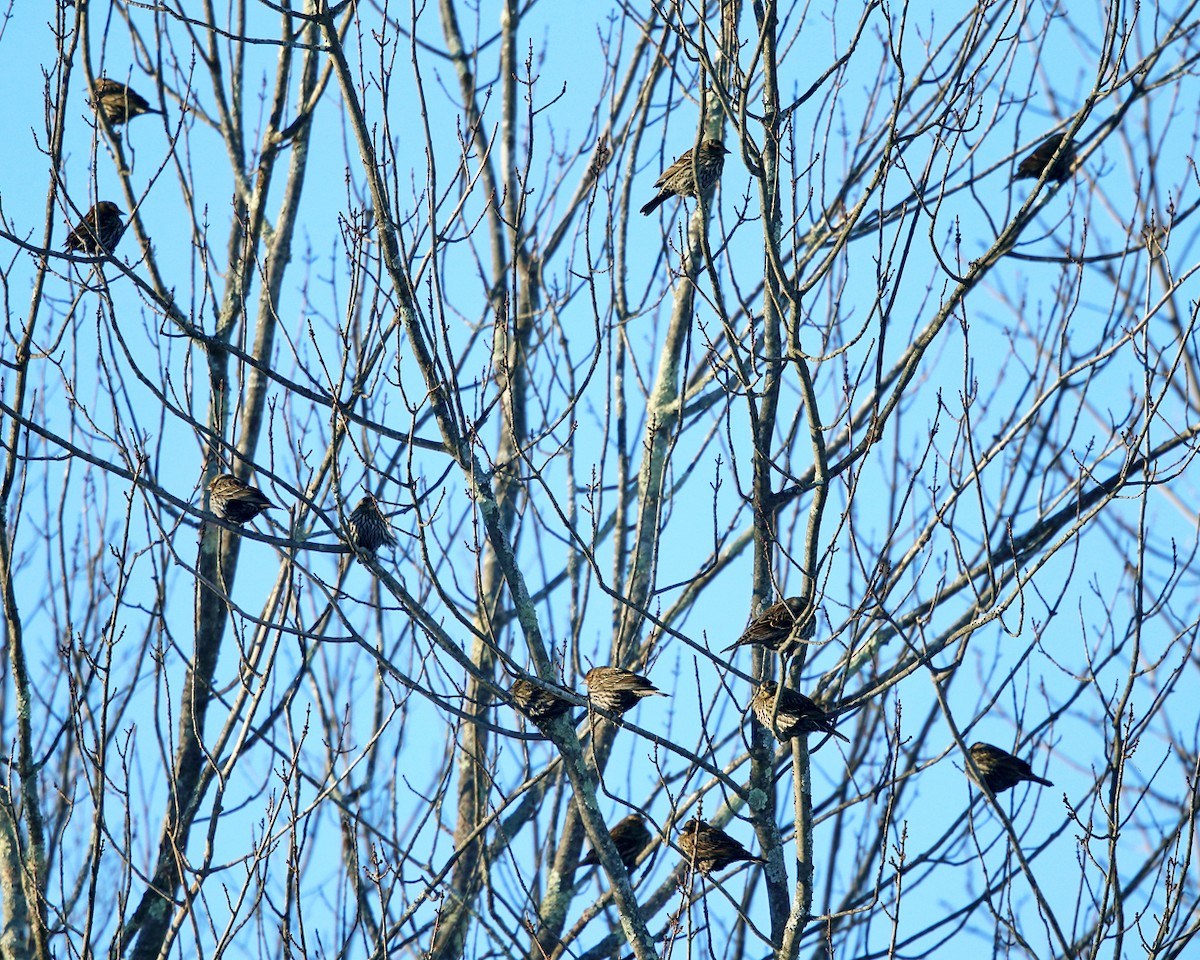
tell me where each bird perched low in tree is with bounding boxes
[640,139,729,216]
[966,742,1054,794]
[1013,133,1077,184]
[723,596,816,656]
[677,818,767,875]
[88,77,162,126]
[510,678,574,727]
[64,201,125,256]
[346,494,396,554]
[584,666,668,716]
[750,681,848,743]
[580,814,653,872]
[208,473,274,525]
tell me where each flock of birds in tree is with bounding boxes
[72,73,1060,884]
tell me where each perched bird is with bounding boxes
[580,814,653,871]
[207,473,274,525]
[510,678,574,726]
[584,666,669,716]
[723,596,816,655]
[750,681,848,743]
[346,494,396,554]
[88,77,162,126]
[966,742,1054,794]
[677,818,766,874]
[1013,133,1076,184]
[64,201,125,256]
[640,139,729,216]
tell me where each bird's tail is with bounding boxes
[640,192,670,216]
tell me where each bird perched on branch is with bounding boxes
[1013,133,1076,184]
[723,596,816,656]
[208,474,274,525]
[584,666,668,716]
[88,77,162,126]
[966,742,1054,794]
[510,678,574,727]
[64,201,125,256]
[677,818,766,874]
[639,139,729,216]
[580,814,653,872]
[750,682,847,743]
[347,494,396,554]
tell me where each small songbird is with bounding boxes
[1013,133,1076,184]
[510,678,574,727]
[750,682,847,743]
[207,473,274,525]
[966,742,1054,794]
[580,814,653,871]
[64,201,125,256]
[677,818,766,875]
[88,77,162,126]
[584,666,669,716]
[640,139,729,216]
[346,494,396,554]
[723,596,816,655]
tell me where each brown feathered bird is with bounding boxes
[750,682,848,743]
[584,666,668,716]
[640,139,729,216]
[510,678,574,727]
[88,77,162,126]
[64,201,125,256]
[208,474,274,525]
[346,495,396,554]
[1013,133,1077,184]
[677,818,766,874]
[966,742,1054,794]
[580,814,653,871]
[723,597,816,655]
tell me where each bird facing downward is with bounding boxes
[88,77,162,126]
[750,682,847,743]
[724,596,816,655]
[64,201,125,256]
[347,494,396,554]
[677,818,767,875]
[640,139,729,216]
[584,666,669,716]
[580,814,653,872]
[966,742,1054,794]
[207,474,274,525]
[510,678,574,727]
[1013,133,1077,184]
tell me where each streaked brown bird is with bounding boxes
[510,678,574,727]
[750,681,848,743]
[580,814,653,871]
[723,596,816,655]
[88,77,162,126]
[677,818,766,875]
[1014,133,1076,184]
[584,666,668,716]
[64,201,125,256]
[346,494,396,554]
[966,742,1054,794]
[640,139,729,216]
[208,473,274,525]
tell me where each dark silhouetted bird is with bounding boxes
[640,139,729,216]
[347,494,396,554]
[966,742,1053,794]
[510,678,574,726]
[64,201,125,256]
[750,681,848,743]
[1014,133,1076,184]
[88,77,162,126]
[723,596,816,655]
[208,473,274,525]
[580,814,653,871]
[677,818,766,874]
[584,666,668,716]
